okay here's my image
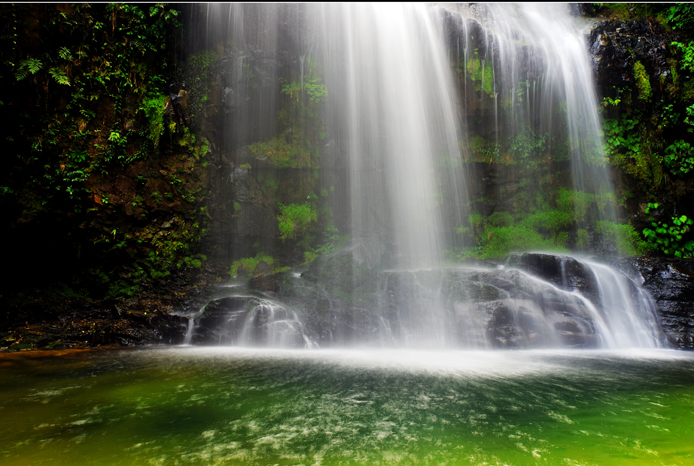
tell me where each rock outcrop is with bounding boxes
[613,256,694,349]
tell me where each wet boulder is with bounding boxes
[192,297,250,345]
[505,253,600,299]
[613,256,694,349]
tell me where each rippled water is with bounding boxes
[1,348,693,465]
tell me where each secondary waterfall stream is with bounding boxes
[181,3,664,350]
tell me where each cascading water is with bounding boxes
[450,3,617,230]
[182,3,665,350]
[315,3,469,267]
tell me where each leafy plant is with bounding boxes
[664,140,694,175]
[14,58,43,81]
[665,4,694,40]
[139,95,167,149]
[643,203,694,258]
[672,41,694,74]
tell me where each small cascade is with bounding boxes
[186,292,317,348]
[188,254,663,350]
[183,317,195,346]
[584,261,665,348]
[238,299,315,348]
[503,253,665,349]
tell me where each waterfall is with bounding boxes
[182,4,665,350]
[450,3,617,233]
[316,3,469,267]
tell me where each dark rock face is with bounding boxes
[249,272,280,292]
[589,19,678,96]
[613,257,694,349]
[0,305,188,352]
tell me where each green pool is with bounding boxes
[1,347,693,465]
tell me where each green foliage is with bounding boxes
[252,60,327,169]
[509,128,547,161]
[556,188,615,223]
[303,225,343,264]
[456,186,622,260]
[457,209,568,259]
[664,139,694,175]
[576,229,589,249]
[457,51,494,97]
[602,109,666,191]
[280,59,328,105]
[476,224,561,259]
[277,203,317,242]
[178,50,219,126]
[487,212,514,228]
[0,4,217,305]
[249,135,313,169]
[596,220,653,255]
[672,41,694,74]
[633,62,652,102]
[48,67,70,86]
[467,135,500,164]
[642,203,694,258]
[665,4,694,40]
[0,3,183,218]
[139,95,168,149]
[14,58,43,80]
[230,254,276,277]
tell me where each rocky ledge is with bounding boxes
[0,264,227,352]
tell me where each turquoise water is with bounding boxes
[1,347,693,465]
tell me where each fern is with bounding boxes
[15,58,43,80]
[49,67,70,86]
[57,46,73,61]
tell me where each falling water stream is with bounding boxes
[2,4,692,465]
[180,3,653,351]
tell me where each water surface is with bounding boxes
[1,347,693,465]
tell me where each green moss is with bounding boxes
[520,210,573,235]
[179,50,221,125]
[277,203,317,242]
[480,225,563,259]
[596,220,654,255]
[463,57,494,96]
[230,253,277,277]
[633,61,652,101]
[487,211,514,227]
[304,250,318,264]
[249,135,312,169]
[467,135,500,163]
[576,229,589,249]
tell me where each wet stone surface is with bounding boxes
[613,256,694,350]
